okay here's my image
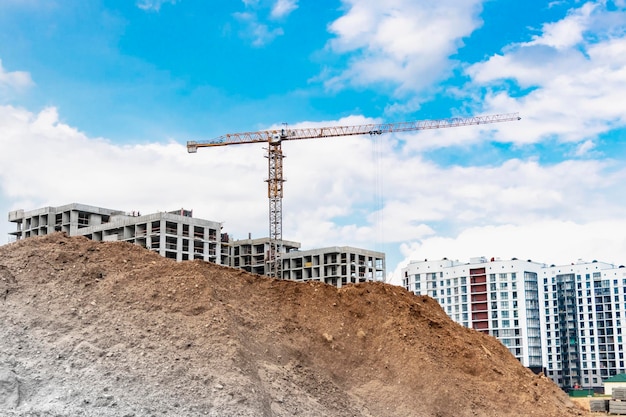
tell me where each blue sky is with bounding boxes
[1,0,626,283]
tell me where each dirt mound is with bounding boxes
[0,233,584,416]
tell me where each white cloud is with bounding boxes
[233,0,296,46]
[0,60,33,94]
[136,0,179,12]
[525,2,596,50]
[233,11,284,46]
[574,139,596,156]
[271,0,298,19]
[389,220,626,285]
[325,0,484,96]
[466,2,626,145]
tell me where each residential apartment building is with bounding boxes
[402,257,543,371]
[540,261,626,390]
[401,256,626,390]
[281,246,385,287]
[8,203,222,263]
[7,203,386,288]
[226,235,300,276]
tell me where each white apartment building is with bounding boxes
[402,256,626,390]
[402,257,544,371]
[540,261,626,390]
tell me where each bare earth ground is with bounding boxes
[0,233,589,416]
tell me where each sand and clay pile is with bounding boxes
[0,233,585,416]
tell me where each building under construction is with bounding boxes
[8,203,385,288]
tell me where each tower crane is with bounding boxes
[188,112,521,278]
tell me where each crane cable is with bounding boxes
[371,132,386,282]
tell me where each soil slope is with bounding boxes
[0,233,583,416]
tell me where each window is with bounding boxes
[77,212,89,227]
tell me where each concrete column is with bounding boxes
[159,220,166,257]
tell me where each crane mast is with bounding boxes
[266,137,284,277]
[188,112,521,278]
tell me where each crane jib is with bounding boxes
[188,112,520,146]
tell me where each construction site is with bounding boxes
[5,0,626,412]
[0,114,605,416]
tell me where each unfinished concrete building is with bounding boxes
[8,203,387,288]
[281,246,386,287]
[8,203,222,263]
[225,235,300,276]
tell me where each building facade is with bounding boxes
[540,261,626,390]
[226,236,300,276]
[9,203,223,263]
[281,246,385,287]
[401,257,626,390]
[401,257,544,370]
